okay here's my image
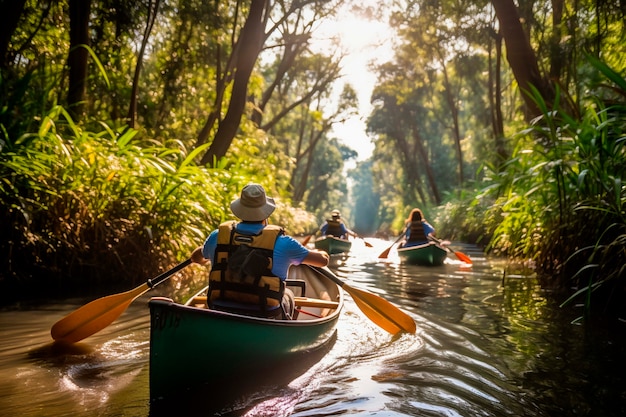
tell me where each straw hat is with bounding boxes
[230,184,276,221]
[331,209,341,218]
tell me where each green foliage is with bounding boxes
[433,185,495,245]
[0,106,231,297]
[477,56,626,321]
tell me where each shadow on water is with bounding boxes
[148,332,338,417]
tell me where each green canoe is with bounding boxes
[149,264,343,400]
[314,235,352,254]
[397,242,448,266]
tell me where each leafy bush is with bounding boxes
[0,106,227,299]
[477,55,626,321]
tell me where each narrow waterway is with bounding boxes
[0,239,624,416]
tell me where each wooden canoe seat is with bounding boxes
[187,295,338,310]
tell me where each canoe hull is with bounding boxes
[314,236,352,254]
[149,265,343,400]
[397,242,447,266]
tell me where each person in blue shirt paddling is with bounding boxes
[401,208,436,247]
[319,209,358,240]
[191,183,329,319]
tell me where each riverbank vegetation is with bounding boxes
[1,1,624,322]
[364,1,625,322]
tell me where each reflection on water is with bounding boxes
[0,239,624,416]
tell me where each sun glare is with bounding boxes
[309,4,395,162]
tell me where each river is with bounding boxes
[0,239,624,416]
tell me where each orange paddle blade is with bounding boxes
[378,245,393,259]
[51,284,149,344]
[454,251,472,264]
[301,235,312,246]
[378,234,404,258]
[51,258,192,344]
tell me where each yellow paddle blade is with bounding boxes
[311,266,416,334]
[51,283,149,344]
[344,283,416,334]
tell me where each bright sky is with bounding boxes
[309,4,394,162]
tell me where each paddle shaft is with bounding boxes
[378,233,405,258]
[310,265,416,334]
[148,258,192,287]
[429,236,472,264]
[359,237,373,247]
[51,258,192,344]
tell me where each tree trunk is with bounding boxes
[489,28,507,165]
[491,0,552,119]
[0,0,27,69]
[67,0,92,121]
[438,56,464,188]
[200,0,267,166]
[250,33,310,126]
[549,0,564,81]
[128,0,161,128]
[410,126,442,205]
[394,131,427,207]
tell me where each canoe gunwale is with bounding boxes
[151,293,341,327]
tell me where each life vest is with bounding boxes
[324,218,343,237]
[208,220,284,309]
[407,220,427,243]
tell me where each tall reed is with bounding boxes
[0,106,228,297]
[481,55,626,321]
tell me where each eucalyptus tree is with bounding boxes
[366,0,494,232]
[491,0,626,120]
[1,0,161,128]
[293,84,358,205]
[194,0,343,166]
[368,79,439,208]
[249,13,348,204]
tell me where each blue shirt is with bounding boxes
[201,222,310,279]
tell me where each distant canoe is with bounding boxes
[397,242,447,266]
[314,235,352,254]
[148,264,343,400]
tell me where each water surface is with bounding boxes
[1,239,624,416]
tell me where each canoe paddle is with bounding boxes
[358,237,373,247]
[50,258,192,344]
[310,265,416,334]
[377,234,405,259]
[301,234,313,246]
[429,237,472,264]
